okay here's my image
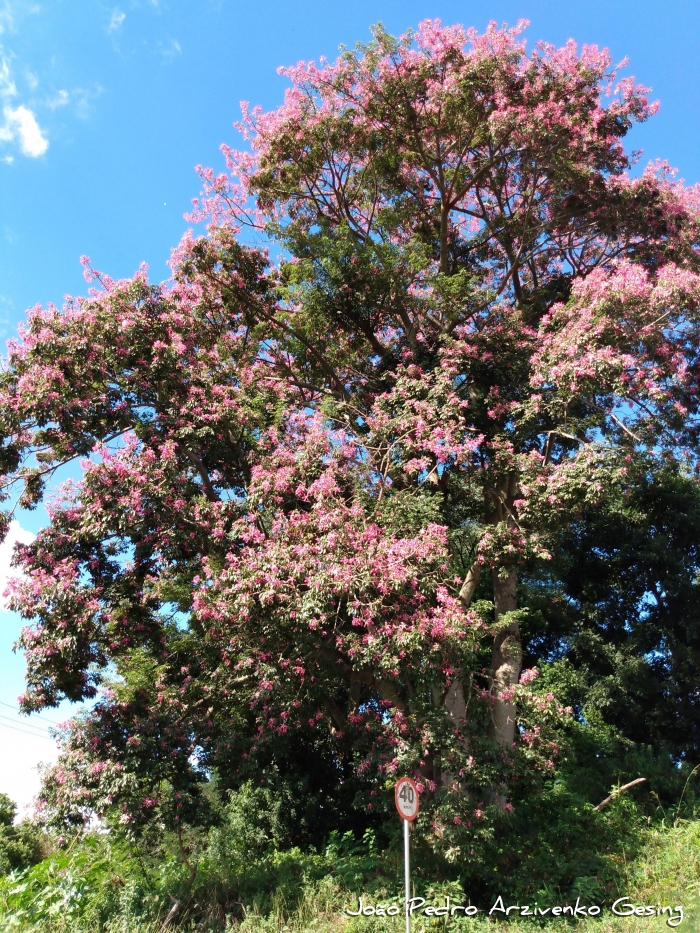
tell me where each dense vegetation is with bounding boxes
[1,18,699,931]
[1,766,700,931]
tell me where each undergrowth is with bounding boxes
[1,805,699,932]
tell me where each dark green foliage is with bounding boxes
[0,797,14,829]
[520,464,700,760]
[3,751,698,931]
[0,794,47,877]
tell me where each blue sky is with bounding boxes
[0,0,699,813]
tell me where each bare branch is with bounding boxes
[592,777,647,812]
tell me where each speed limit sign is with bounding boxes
[395,776,419,821]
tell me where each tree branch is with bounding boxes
[459,561,481,609]
[592,777,647,812]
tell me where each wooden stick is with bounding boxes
[593,777,647,812]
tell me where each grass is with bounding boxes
[2,816,700,933]
[216,820,700,933]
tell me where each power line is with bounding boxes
[0,720,56,742]
[0,700,63,726]
[0,713,52,736]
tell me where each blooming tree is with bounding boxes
[1,20,699,851]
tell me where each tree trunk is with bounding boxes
[160,826,197,931]
[437,561,481,790]
[437,677,470,791]
[488,566,521,747]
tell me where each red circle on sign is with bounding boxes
[395,777,419,821]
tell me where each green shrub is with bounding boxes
[0,795,48,877]
[2,770,700,932]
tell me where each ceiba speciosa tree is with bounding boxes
[1,20,699,845]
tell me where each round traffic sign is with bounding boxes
[395,776,419,821]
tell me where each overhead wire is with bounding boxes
[0,700,64,726]
[0,719,56,742]
[0,712,52,736]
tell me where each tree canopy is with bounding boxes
[1,19,699,857]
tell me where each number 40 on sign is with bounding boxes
[395,776,419,821]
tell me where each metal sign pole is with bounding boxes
[404,817,410,933]
[395,777,419,933]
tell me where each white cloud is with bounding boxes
[0,51,49,158]
[73,85,102,119]
[0,519,35,606]
[156,36,181,62]
[0,2,14,37]
[0,1,40,38]
[1,103,47,155]
[45,84,102,119]
[0,54,16,97]
[108,8,125,32]
[46,88,69,109]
